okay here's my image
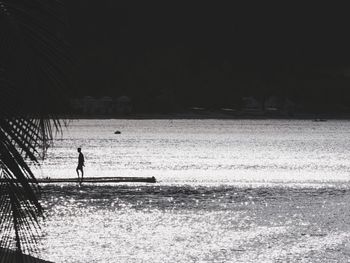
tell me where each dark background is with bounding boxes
[64,2,350,114]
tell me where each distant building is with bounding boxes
[70,96,97,115]
[240,96,296,116]
[70,95,132,116]
[242,97,262,112]
[264,96,280,112]
[115,95,132,115]
[82,96,97,114]
[283,98,296,116]
[97,96,113,114]
[265,96,296,116]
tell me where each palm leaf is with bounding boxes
[0,0,70,259]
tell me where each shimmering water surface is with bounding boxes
[35,119,350,262]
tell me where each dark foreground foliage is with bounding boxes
[0,0,69,259]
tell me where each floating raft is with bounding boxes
[36,176,156,184]
[1,176,157,184]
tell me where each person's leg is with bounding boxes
[76,167,81,184]
[81,168,84,183]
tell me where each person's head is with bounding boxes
[77,147,81,153]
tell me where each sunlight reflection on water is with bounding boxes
[36,119,350,184]
[34,120,350,262]
[39,184,350,262]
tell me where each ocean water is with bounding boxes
[35,119,350,262]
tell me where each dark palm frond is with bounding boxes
[0,0,70,259]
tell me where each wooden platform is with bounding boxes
[1,176,157,184]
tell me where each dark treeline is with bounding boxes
[64,1,350,114]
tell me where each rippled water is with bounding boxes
[34,119,350,262]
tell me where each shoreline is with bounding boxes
[61,113,350,120]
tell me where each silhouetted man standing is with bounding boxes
[76,147,84,184]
